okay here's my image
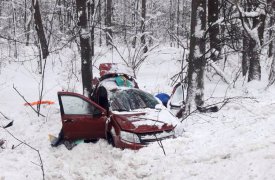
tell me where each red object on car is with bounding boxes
[57,63,177,150]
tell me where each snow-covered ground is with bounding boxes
[0,46,275,180]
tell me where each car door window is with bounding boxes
[61,95,100,115]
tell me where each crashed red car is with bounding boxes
[57,63,178,150]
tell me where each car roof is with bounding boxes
[99,63,134,78]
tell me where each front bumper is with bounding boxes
[113,130,175,150]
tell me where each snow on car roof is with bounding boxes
[99,77,135,94]
[99,63,135,77]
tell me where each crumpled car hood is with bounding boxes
[111,108,178,133]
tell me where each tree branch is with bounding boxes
[2,128,45,180]
[13,84,45,117]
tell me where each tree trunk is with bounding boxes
[25,3,33,46]
[88,0,95,58]
[106,0,112,46]
[185,0,206,114]
[208,0,220,61]
[247,1,263,82]
[169,0,176,47]
[141,0,147,53]
[76,0,92,96]
[32,0,49,59]
[123,0,127,43]
[258,14,266,46]
[238,0,263,82]
[24,0,27,44]
[268,55,275,86]
[132,0,139,48]
[268,0,275,86]
[176,0,180,48]
[242,30,250,76]
[98,0,102,46]
[268,0,275,57]
[12,0,17,58]
[91,1,95,58]
[268,16,274,57]
[248,38,261,81]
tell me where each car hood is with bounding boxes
[111,108,179,133]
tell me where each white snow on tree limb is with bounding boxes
[235,3,262,48]
[78,10,83,17]
[194,8,205,39]
[80,28,90,39]
[208,59,231,85]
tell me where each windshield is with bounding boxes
[110,89,159,111]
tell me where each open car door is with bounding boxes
[168,83,185,118]
[58,92,107,141]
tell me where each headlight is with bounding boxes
[120,131,140,143]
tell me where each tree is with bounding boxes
[76,0,92,96]
[208,0,221,61]
[32,0,49,59]
[169,0,175,47]
[88,0,95,59]
[268,0,275,86]
[132,0,139,48]
[106,0,112,46]
[185,0,206,113]
[235,0,265,82]
[141,0,148,53]
[268,0,275,58]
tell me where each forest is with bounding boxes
[0,0,275,179]
[0,0,275,111]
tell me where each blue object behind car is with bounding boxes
[155,93,170,107]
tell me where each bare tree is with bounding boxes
[235,0,266,82]
[32,0,49,59]
[208,0,221,61]
[76,0,92,96]
[141,0,147,53]
[185,0,207,113]
[268,0,275,86]
[132,0,139,48]
[268,0,275,58]
[106,0,112,46]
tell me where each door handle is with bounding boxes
[64,119,74,123]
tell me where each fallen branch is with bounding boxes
[0,139,5,149]
[180,96,257,122]
[153,134,166,156]
[0,111,14,128]
[37,59,47,117]
[0,111,10,120]
[205,96,258,111]
[13,84,45,117]
[2,127,45,180]
[208,59,231,85]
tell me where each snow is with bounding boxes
[194,8,205,39]
[108,63,135,77]
[127,108,179,128]
[0,45,275,180]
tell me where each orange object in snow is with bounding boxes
[24,100,55,106]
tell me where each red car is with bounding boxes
[57,63,177,150]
